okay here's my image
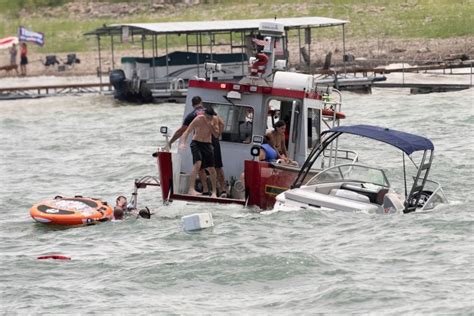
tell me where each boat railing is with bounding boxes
[414,179,448,211]
[170,77,186,91]
[320,148,358,169]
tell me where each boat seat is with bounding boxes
[329,189,370,203]
[284,189,379,213]
[340,183,379,204]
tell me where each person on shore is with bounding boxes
[9,43,17,66]
[179,107,220,197]
[20,42,28,76]
[266,120,288,158]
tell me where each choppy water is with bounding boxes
[0,88,473,314]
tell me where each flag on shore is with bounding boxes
[0,36,19,50]
[18,26,45,46]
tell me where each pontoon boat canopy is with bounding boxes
[85,17,349,36]
[323,125,434,155]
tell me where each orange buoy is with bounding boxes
[30,196,113,226]
[322,108,346,119]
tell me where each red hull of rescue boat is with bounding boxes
[244,160,299,210]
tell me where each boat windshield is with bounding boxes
[306,164,389,187]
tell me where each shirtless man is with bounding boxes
[179,107,220,197]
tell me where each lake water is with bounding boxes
[0,87,472,314]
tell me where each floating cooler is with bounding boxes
[182,213,214,231]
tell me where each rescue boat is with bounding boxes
[30,196,113,226]
[147,22,351,210]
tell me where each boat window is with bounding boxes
[204,102,253,144]
[290,101,300,143]
[307,108,321,148]
[307,164,389,187]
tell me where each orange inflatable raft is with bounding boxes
[30,196,113,226]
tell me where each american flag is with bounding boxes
[252,38,268,47]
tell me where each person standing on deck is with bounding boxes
[168,96,205,147]
[168,96,210,194]
[211,114,227,197]
[179,108,220,197]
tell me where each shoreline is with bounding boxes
[0,36,472,80]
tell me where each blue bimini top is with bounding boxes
[323,125,434,155]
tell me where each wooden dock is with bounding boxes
[0,82,113,100]
[373,82,472,94]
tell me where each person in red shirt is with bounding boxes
[20,42,28,76]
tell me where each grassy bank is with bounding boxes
[0,0,473,54]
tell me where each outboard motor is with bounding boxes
[109,69,128,100]
[381,192,405,214]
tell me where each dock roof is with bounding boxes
[85,16,349,36]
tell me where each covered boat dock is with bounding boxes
[85,17,352,101]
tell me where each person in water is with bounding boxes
[114,195,150,220]
[114,195,127,220]
[179,107,220,197]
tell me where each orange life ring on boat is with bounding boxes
[322,108,346,119]
[30,196,113,226]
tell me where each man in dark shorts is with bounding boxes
[179,107,219,197]
[168,96,210,192]
[212,115,227,197]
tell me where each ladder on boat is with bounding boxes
[404,150,434,213]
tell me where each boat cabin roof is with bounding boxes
[324,125,434,155]
[85,16,348,36]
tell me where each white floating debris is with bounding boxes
[181,213,214,231]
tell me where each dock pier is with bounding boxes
[0,82,113,100]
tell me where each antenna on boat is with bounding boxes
[223,95,236,106]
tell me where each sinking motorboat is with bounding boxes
[273,125,448,214]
